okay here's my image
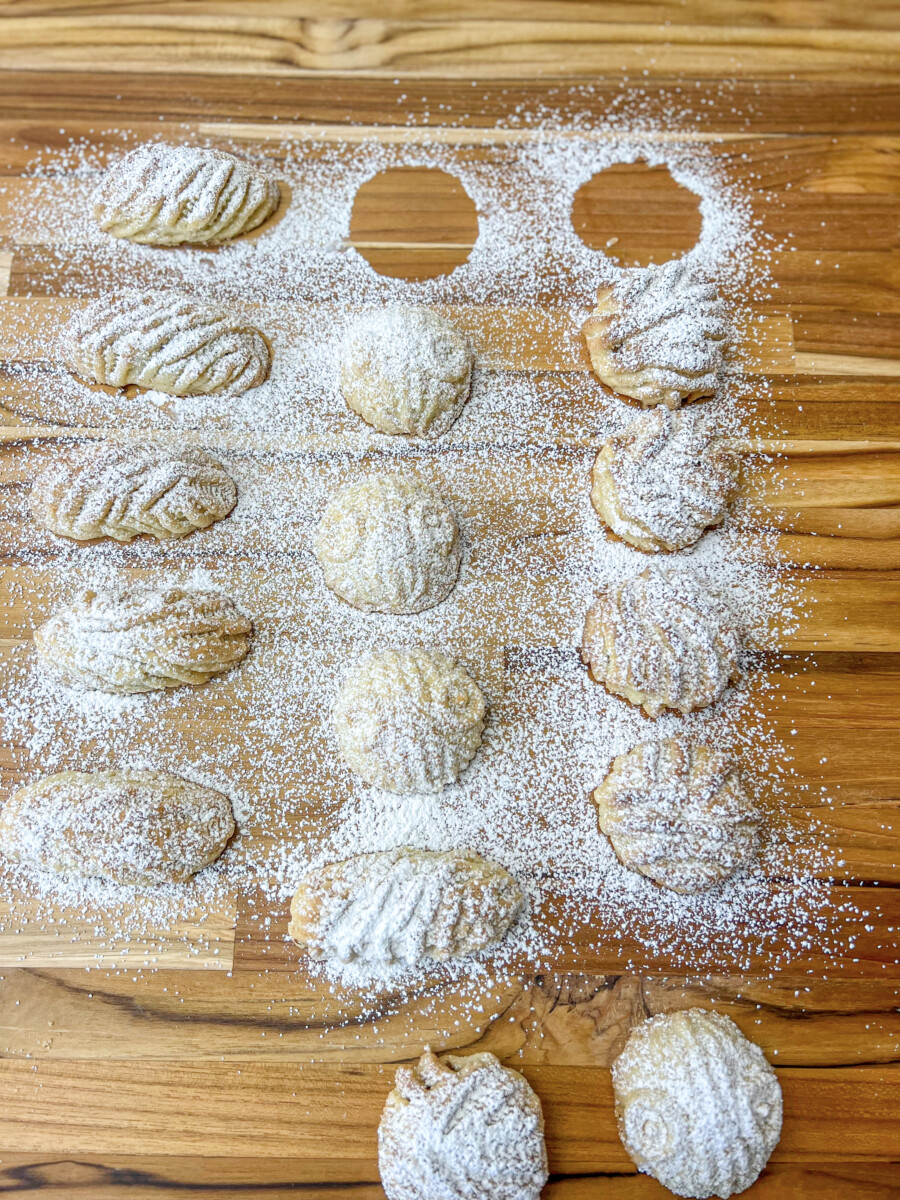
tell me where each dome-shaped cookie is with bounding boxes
[340,306,474,438]
[379,1050,548,1200]
[583,260,728,409]
[612,1009,782,1198]
[314,475,461,614]
[31,443,237,543]
[62,292,270,397]
[333,648,486,793]
[581,569,740,717]
[0,769,234,885]
[92,143,280,245]
[34,585,252,694]
[593,740,761,892]
[591,408,740,552]
[289,847,523,968]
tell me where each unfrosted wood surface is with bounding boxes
[0,3,898,1196]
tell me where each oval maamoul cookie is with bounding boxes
[340,306,474,438]
[92,143,280,245]
[31,443,237,544]
[62,292,271,397]
[581,568,741,717]
[612,1009,782,1199]
[333,648,486,793]
[34,585,253,694]
[0,769,235,885]
[289,847,523,968]
[379,1049,548,1200]
[314,475,461,614]
[591,407,740,552]
[593,740,761,893]
[582,260,728,409]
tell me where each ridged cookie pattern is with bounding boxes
[92,144,280,245]
[289,847,523,968]
[62,292,270,397]
[612,1009,782,1199]
[31,443,237,543]
[593,740,761,893]
[0,770,234,885]
[582,260,728,409]
[582,569,741,717]
[333,648,486,793]
[379,1050,548,1200]
[34,585,252,694]
[590,408,740,552]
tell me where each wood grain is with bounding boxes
[0,2,898,1195]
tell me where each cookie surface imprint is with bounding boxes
[582,569,741,717]
[62,292,270,397]
[612,1009,782,1198]
[590,407,740,552]
[34,585,253,694]
[92,143,280,245]
[593,740,761,892]
[340,306,474,438]
[378,1049,548,1200]
[333,648,486,793]
[289,847,523,968]
[583,260,728,408]
[0,770,235,885]
[314,475,461,613]
[31,443,237,543]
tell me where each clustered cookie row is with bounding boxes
[377,1007,783,1200]
[11,142,774,1200]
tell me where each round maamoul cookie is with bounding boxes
[0,769,235,885]
[31,443,237,544]
[581,568,741,717]
[378,1049,548,1200]
[612,1009,782,1199]
[314,474,461,614]
[34,585,253,694]
[593,740,761,893]
[92,143,280,245]
[590,407,740,552]
[333,648,486,793]
[582,260,728,409]
[339,306,474,438]
[289,847,523,968]
[62,292,271,398]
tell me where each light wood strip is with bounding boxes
[0,901,235,970]
[1,18,900,82]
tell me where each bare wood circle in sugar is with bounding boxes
[571,162,703,268]
[348,166,478,281]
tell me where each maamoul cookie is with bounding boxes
[612,1009,782,1199]
[333,648,486,793]
[31,443,237,543]
[591,408,740,552]
[583,260,728,408]
[289,847,523,968]
[581,569,741,717]
[340,306,474,438]
[0,769,234,885]
[92,143,280,245]
[34,585,252,694]
[314,475,461,614]
[62,292,270,397]
[593,740,761,892]
[379,1049,548,1200]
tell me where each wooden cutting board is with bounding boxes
[0,5,898,1196]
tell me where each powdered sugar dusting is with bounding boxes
[0,97,860,1016]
